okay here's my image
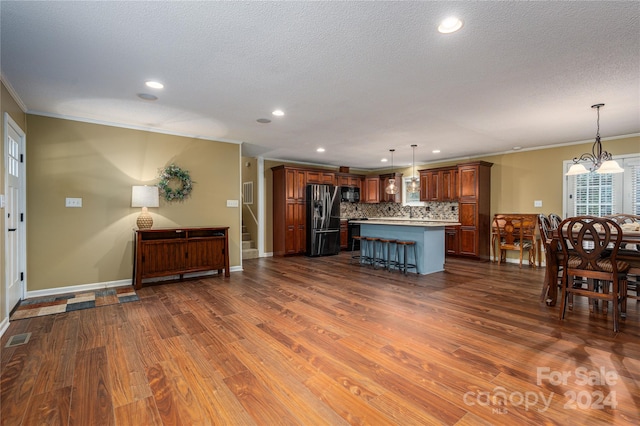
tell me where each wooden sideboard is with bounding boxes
[133,226,230,289]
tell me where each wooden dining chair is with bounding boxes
[548,213,562,230]
[493,215,535,268]
[558,216,630,332]
[538,214,562,303]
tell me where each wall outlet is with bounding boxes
[534,200,543,208]
[65,197,82,208]
[226,199,239,208]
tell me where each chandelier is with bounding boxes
[565,104,624,175]
[385,149,399,195]
[406,144,420,193]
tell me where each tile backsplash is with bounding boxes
[340,202,459,221]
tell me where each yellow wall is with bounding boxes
[1,81,27,319]
[26,115,241,291]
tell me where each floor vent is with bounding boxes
[5,332,31,348]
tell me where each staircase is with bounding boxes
[242,224,259,260]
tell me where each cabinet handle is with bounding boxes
[8,228,17,232]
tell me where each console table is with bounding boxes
[133,226,230,289]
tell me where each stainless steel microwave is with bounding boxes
[340,186,360,203]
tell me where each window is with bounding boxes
[402,177,425,206]
[564,154,640,216]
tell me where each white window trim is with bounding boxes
[563,153,640,217]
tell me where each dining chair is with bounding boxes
[493,215,536,268]
[558,216,629,332]
[548,213,562,230]
[538,214,562,303]
[607,214,640,304]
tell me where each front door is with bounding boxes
[4,113,25,314]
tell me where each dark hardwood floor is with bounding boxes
[2,254,639,425]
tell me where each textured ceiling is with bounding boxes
[1,1,639,169]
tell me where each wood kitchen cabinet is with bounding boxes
[336,173,362,189]
[134,227,229,289]
[457,161,492,259]
[378,173,403,203]
[273,165,365,256]
[306,170,335,185]
[273,166,307,255]
[445,226,460,255]
[362,176,381,203]
[340,219,348,250]
[419,166,458,202]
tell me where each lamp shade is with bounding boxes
[131,186,159,208]
[596,160,624,174]
[565,163,589,176]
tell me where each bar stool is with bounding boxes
[365,237,380,267]
[394,240,418,274]
[379,238,397,270]
[350,236,364,265]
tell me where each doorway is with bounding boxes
[4,113,26,314]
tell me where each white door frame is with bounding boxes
[4,112,26,314]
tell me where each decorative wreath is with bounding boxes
[158,164,193,201]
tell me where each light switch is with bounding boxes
[65,197,83,208]
[226,200,239,207]
[0,194,5,209]
[534,200,543,208]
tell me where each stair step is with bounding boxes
[242,226,248,233]
[242,232,251,241]
[242,248,259,260]
[242,240,255,249]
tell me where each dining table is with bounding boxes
[542,227,640,306]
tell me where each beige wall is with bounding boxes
[26,115,241,291]
[1,81,27,320]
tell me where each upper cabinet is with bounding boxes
[419,166,458,202]
[362,176,381,203]
[336,173,363,189]
[306,170,335,185]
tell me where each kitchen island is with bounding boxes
[350,218,460,275]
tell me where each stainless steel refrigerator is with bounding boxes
[306,184,341,256]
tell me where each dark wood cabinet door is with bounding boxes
[306,170,321,184]
[296,170,306,200]
[363,177,380,203]
[442,169,458,201]
[340,221,348,249]
[458,165,478,199]
[427,172,440,201]
[285,168,297,201]
[459,227,478,256]
[185,238,225,270]
[459,202,477,227]
[419,171,428,201]
[445,226,459,255]
[285,202,298,254]
[295,201,306,254]
[321,172,335,185]
[140,240,185,276]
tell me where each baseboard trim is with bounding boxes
[26,279,133,299]
[0,316,10,338]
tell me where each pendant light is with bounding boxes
[407,144,420,193]
[385,149,399,195]
[566,104,624,175]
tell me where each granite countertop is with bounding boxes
[350,218,461,227]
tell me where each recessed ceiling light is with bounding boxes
[381,158,388,162]
[513,146,522,150]
[438,17,463,34]
[257,118,271,124]
[316,148,325,153]
[432,150,441,154]
[137,93,158,101]
[272,110,285,116]
[145,81,164,89]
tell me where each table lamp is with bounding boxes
[131,185,159,229]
